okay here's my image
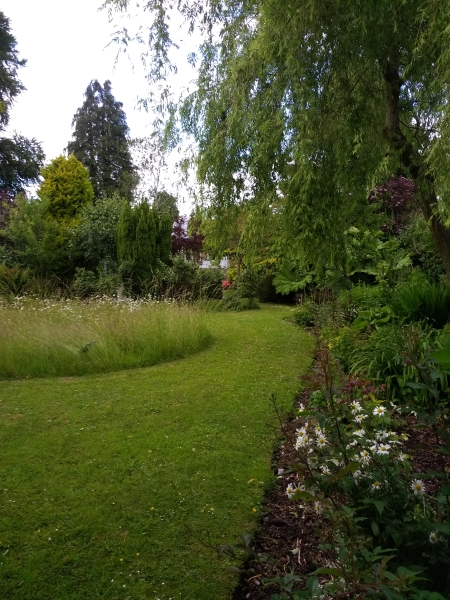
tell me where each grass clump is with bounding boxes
[0,296,212,378]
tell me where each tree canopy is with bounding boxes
[67,80,136,200]
[37,155,94,221]
[104,0,450,280]
[0,11,44,193]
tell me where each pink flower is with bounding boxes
[222,280,231,289]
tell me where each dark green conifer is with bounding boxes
[116,201,135,263]
[67,80,136,201]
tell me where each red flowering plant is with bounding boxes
[222,280,231,289]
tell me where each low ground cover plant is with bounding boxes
[0,295,212,378]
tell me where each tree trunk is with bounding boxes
[420,190,450,283]
[383,60,450,283]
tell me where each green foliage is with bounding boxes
[153,190,178,219]
[352,306,394,332]
[155,207,172,264]
[283,347,450,596]
[151,255,223,301]
[273,268,313,295]
[133,201,156,282]
[0,134,45,194]
[104,0,450,279]
[390,275,450,329]
[38,155,94,222]
[399,213,445,283]
[0,12,44,192]
[116,201,134,264]
[68,195,126,271]
[292,304,315,328]
[0,196,75,278]
[72,267,120,298]
[0,263,30,296]
[67,80,136,200]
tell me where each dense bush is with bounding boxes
[391,274,450,328]
[292,304,315,327]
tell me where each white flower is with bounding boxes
[353,429,366,438]
[353,469,362,480]
[295,434,311,449]
[397,452,409,462]
[429,531,440,544]
[377,443,391,455]
[346,440,358,449]
[298,403,306,413]
[296,427,307,437]
[350,401,362,413]
[320,464,331,475]
[314,500,323,514]
[373,405,387,417]
[411,479,426,496]
[286,483,296,498]
[316,434,328,448]
[369,443,378,453]
[360,449,371,464]
[314,424,323,434]
[354,414,368,424]
[329,458,340,467]
[371,480,382,491]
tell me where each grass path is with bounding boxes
[0,305,315,600]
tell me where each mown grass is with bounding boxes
[0,297,212,378]
[0,305,315,600]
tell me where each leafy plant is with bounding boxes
[352,305,394,331]
[273,268,313,295]
[391,275,450,329]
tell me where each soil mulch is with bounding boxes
[232,363,450,600]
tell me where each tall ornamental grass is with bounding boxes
[0,296,213,378]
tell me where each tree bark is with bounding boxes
[383,60,450,283]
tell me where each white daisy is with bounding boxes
[354,414,368,424]
[377,443,391,455]
[316,434,328,448]
[353,429,366,438]
[371,480,382,491]
[411,479,426,496]
[320,464,331,475]
[350,401,362,413]
[373,405,387,417]
[286,483,296,498]
[429,531,440,544]
[360,449,371,464]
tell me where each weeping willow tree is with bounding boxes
[104,0,450,280]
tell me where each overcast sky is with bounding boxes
[2,0,197,206]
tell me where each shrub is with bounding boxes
[292,304,315,327]
[390,274,450,328]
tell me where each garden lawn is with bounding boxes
[0,305,315,600]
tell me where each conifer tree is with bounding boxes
[37,155,94,222]
[0,12,44,193]
[133,202,155,281]
[67,80,136,201]
[116,201,135,263]
[155,208,173,265]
